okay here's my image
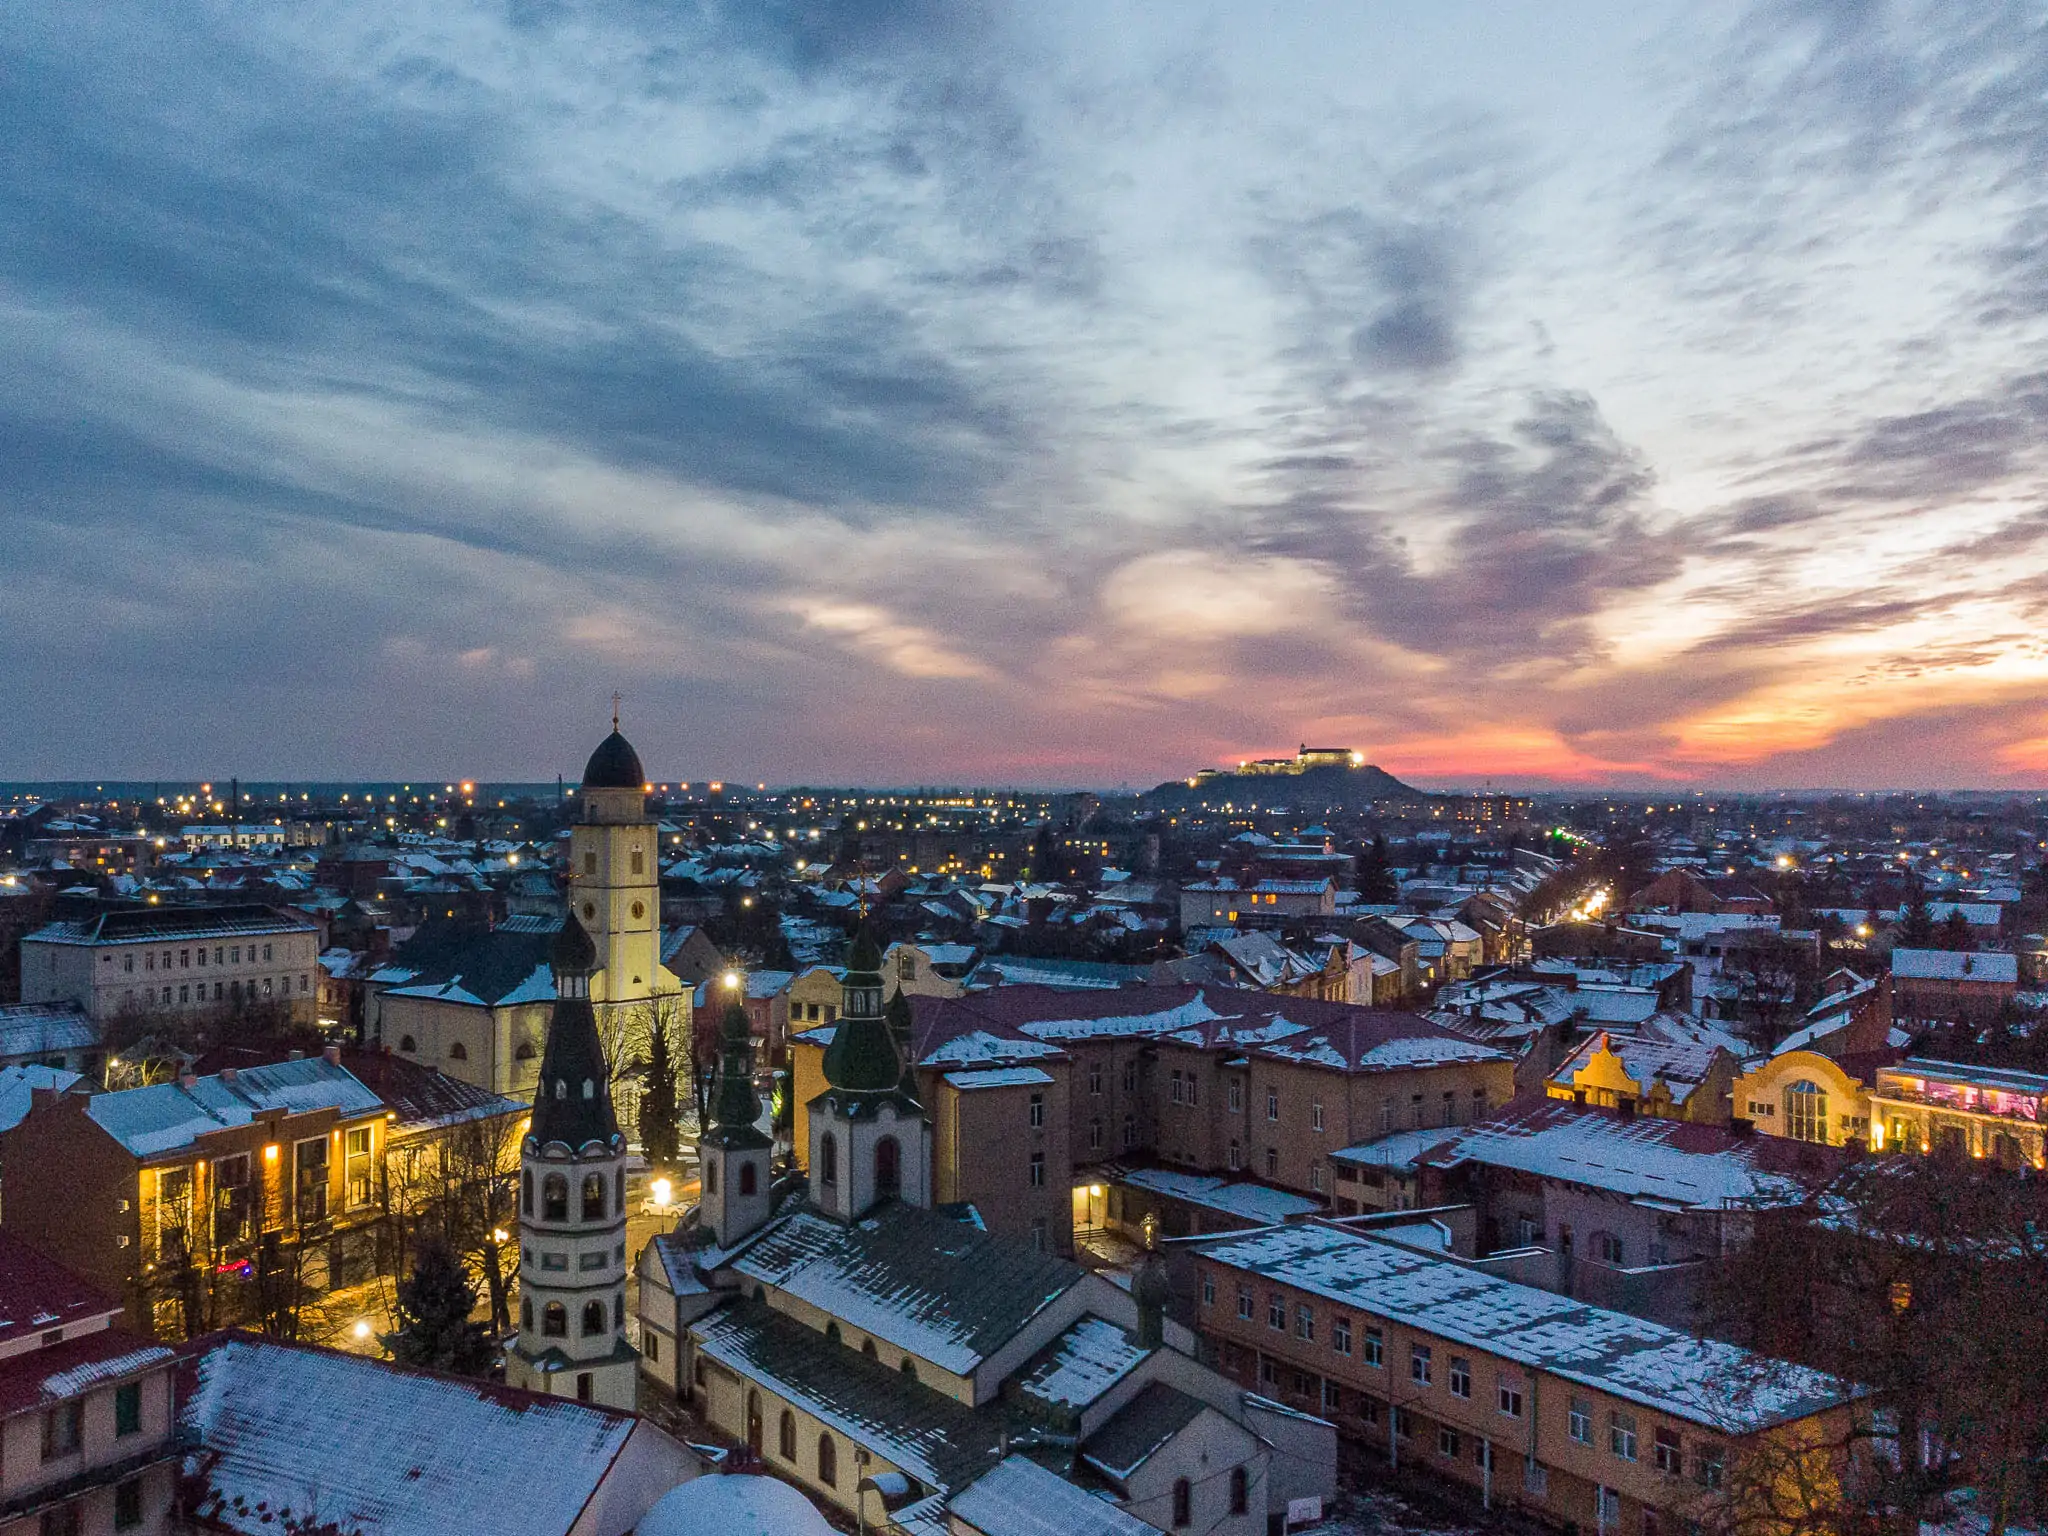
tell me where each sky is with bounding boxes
[5,0,2048,791]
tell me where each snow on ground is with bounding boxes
[1297,1491,1483,1536]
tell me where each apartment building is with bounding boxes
[1192,1221,1859,1535]
[0,1053,386,1336]
[1867,1058,2048,1168]
[21,906,320,1029]
[0,1234,179,1536]
[790,984,1514,1257]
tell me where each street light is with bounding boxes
[651,1177,673,1208]
[352,1320,372,1341]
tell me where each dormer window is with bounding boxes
[556,1080,567,1100]
[583,1079,595,1099]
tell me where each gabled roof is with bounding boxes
[1081,1382,1209,1481]
[1551,1031,1730,1103]
[692,1301,1005,1491]
[732,1202,1084,1377]
[179,1334,641,1536]
[85,1058,383,1159]
[950,1456,1157,1536]
[1418,1097,1831,1209]
[1195,1224,1853,1432]
[0,1231,121,1345]
[1015,1315,1151,1415]
[0,1002,98,1060]
[908,985,1507,1077]
[0,1328,174,1418]
[374,920,560,1010]
[1891,948,2019,984]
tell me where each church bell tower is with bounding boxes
[807,926,931,1222]
[568,704,669,1011]
[506,913,638,1408]
[697,992,774,1249]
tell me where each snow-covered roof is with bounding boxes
[1419,1099,1809,1209]
[0,1064,83,1133]
[943,1067,1055,1091]
[1017,1315,1151,1413]
[0,1002,98,1060]
[950,1455,1156,1536]
[1194,1224,1852,1431]
[1890,949,2018,984]
[180,1336,643,1536]
[87,1058,382,1158]
[732,1205,1083,1378]
[1113,1167,1322,1224]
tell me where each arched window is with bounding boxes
[875,1135,900,1196]
[515,1040,537,1061]
[778,1409,797,1461]
[705,1160,719,1195]
[582,1172,606,1220]
[555,1080,566,1100]
[819,1132,838,1188]
[582,1079,595,1100]
[521,1170,533,1215]
[542,1173,568,1221]
[900,1358,917,1381]
[862,1338,878,1359]
[542,1302,566,1337]
[582,1300,606,1336]
[399,1035,417,1053]
[816,1433,837,1488]
[1172,1477,1191,1527]
[449,1041,468,1062]
[1229,1467,1248,1516]
[520,1297,532,1330]
[739,1161,757,1196]
[826,1322,842,1344]
[1784,1079,1827,1143]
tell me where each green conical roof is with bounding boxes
[821,924,900,1094]
[708,998,769,1149]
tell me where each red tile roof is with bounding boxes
[0,1233,120,1347]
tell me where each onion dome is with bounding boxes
[582,729,645,790]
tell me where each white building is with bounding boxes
[21,903,320,1026]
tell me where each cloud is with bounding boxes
[1,0,2045,786]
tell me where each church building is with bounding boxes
[507,913,639,1408]
[635,930,1334,1533]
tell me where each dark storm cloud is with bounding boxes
[0,0,1057,531]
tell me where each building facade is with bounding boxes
[21,905,320,1028]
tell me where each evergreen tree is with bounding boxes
[381,1242,492,1376]
[640,1014,680,1168]
[1357,834,1397,903]
[1939,909,1974,952]
[1899,893,1937,948]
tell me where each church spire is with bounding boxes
[528,911,620,1153]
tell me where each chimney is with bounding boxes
[323,1043,341,1066]
[220,1067,238,1085]
[179,1071,198,1091]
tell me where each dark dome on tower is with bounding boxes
[582,729,645,790]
